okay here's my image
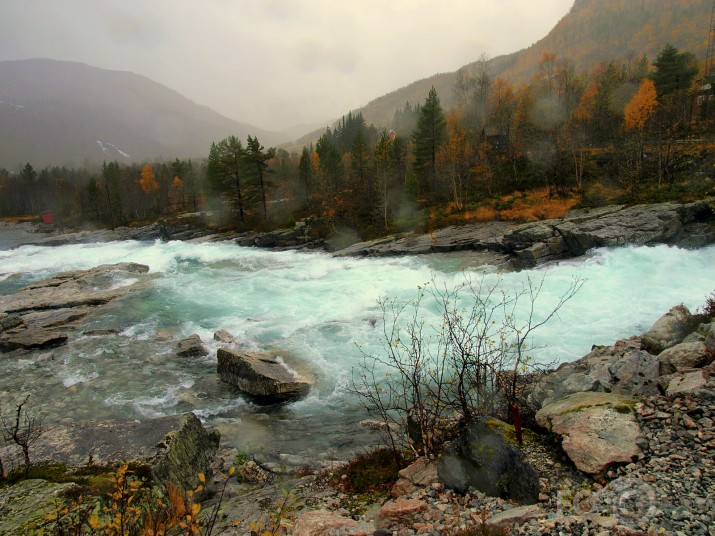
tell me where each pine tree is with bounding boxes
[315,130,343,194]
[245,135,276,221]
[411,87,446,196]
[299,146,314,198]
[207,136,247,221]
[651,44,698,98]
[350,129,370,196]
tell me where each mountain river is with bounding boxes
[1,233,714,465]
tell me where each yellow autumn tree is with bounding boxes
[624,78,657,131]
[138,164,159,193]
[437,111,474,212]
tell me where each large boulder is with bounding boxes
[1,413,219,490]
[641,305,700,354]
[436,418,539,503]
[664,369,712,397]
[658,341,712,374]
[176,334,209,357]
[536,392,642,475]
[217,348,309,403]
[555,203,686,252]
[531,337,659,408]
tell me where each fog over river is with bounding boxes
[1,236,714,463]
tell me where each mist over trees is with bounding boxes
[0,43,713,238]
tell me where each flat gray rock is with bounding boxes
[0,329,68,351]
[0,412,219,489]
[0,263,152,353]
[217,348,310,403]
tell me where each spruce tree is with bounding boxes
[207,135,247,221]
[411,87,446,195]
[245,135,276,221]
[651,44,697,98]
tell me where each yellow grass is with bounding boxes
[496,189,580,221]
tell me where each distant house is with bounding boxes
[692,83,713,121]
[482,127,509,152]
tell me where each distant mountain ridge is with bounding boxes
[293,0,712,146]
[0,59,288,169]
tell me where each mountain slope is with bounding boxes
[0,59,288,168]
[342,0,713,133]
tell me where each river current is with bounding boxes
[1,234,714,464]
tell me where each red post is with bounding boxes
[512,404,522,445]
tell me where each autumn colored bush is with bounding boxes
[39,465,236,536]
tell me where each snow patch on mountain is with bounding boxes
[0,100,25,109]
[96,140,131,160]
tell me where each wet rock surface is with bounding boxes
[0,262,153,352]
[217,347,310,403]
[176,333,210,357]
[8,201,714,266]
[332,221,515,260]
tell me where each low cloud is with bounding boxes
[0,0,574,131]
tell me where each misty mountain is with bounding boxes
[0,59,289,169]
[294,0,712,146]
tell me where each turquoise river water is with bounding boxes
[1,235,714,463]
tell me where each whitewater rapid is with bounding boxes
[1,238,714,459]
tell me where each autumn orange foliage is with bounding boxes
[449,189,579,225]
[138,164,159,194]
[624,79,657,131]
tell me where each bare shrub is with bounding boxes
[1,394,44,475]
[353,272,583,457]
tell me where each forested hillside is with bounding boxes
[329,0,713,133]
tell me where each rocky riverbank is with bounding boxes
[6,200,715,269]
[0,307,712,534]
[199,301,714,536]
[333,200,715,267]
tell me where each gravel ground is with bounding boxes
[207,391,714,535]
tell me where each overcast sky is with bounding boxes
[1,0,574,132]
